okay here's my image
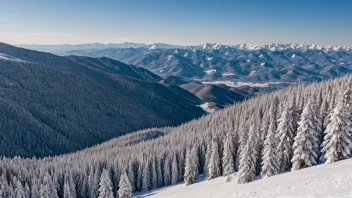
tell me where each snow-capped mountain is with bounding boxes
[57,43,352,85]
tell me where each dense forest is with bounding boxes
[0,43,206,158]
[1,75,352,197]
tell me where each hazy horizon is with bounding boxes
[15,41,352,47]
[1,0,352,46]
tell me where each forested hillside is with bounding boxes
[1,75,352,197]
[0,43,205,158]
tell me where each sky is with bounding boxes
[1,0,352,46]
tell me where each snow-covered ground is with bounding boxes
[202,81,285,88]
[199,102,215,113]
[0,53,25,62]
[135,159,352,198]
[205,70,217,74]
[222,72,236,76]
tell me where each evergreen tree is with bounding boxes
[142,159,151,192]
[156,159,163,187]
[222,132,235,181]
[118,171,132,198]
[127,162,136,192]
[40,172,59,198]
[63,174,76,198]
[151,157,158,189]
[184,146,199,185]
[13,177,27,198]
[163,156,171,186]
[0,175,9,198]
[204,140,212,176]
[276,102,295,171]
[261,99,280,178]
[291,99,320,171]
[171,154,178,185]
[207,140,221,180]
[24,183,30,198]
[238,121,258,184]
[31,176,39,198]
[322,93,352,163]
[98,169,114,198]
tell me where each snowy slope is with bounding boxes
[135,159,352,198]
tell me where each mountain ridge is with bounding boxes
[0,42,206,157]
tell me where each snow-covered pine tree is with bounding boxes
[261,99,280,178]
[207,139,221,180]
[204,138,212,176]
[136,163,143,192]
[127,161,136,192]
[151,157,158,189]
[0,175,9,198]
[184,146,199,186]
[321,91,352,163]
[24,183,30,198]
[13,176,26,198]
[156,158,163,187]
[276,100,295,171]
[291,99,320,171]
[63,176,71,198]
[63,174,76,198]
[40,172,59,198]
[342,76,352,109]
[30,176,39,198]
[238,121,258,184]
[118,171,132,198]
[171,154,178,185]
[98,169,114,198]
[222,131,235,182]
[142,159,151,192]
[163,156,171,186]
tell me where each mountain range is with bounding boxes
[20,43,352,85]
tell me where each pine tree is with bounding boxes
[24,183,30,198]
[171,154,178,185]
[142,159,151,192]
[184,146,199,185]
[261,99,280,178]
[118,171,132,198]
[13,176,27,198]
[63,176,72,198]
[238,121,258,184]
[163,156,171,186]
[98,169,114,198]
[207,140,221,180]
[151,157,158,189]
[136,163,143,191]
[222,132,235,182]
[156,159,163,187]
[63,174,76,198]
[322,93,352,163]
[291,99,320,171]
[0,175,9,198]
[276,102,295,171]
[127,162,136,192]
[31,176,39,198]
[204,140,212,175]
[40,172,59,198]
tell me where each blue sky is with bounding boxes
[1,0,351,45]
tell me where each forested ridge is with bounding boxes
[0,43,205,158]
[1,75,352,197]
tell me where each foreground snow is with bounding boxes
[135,159,352,198]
